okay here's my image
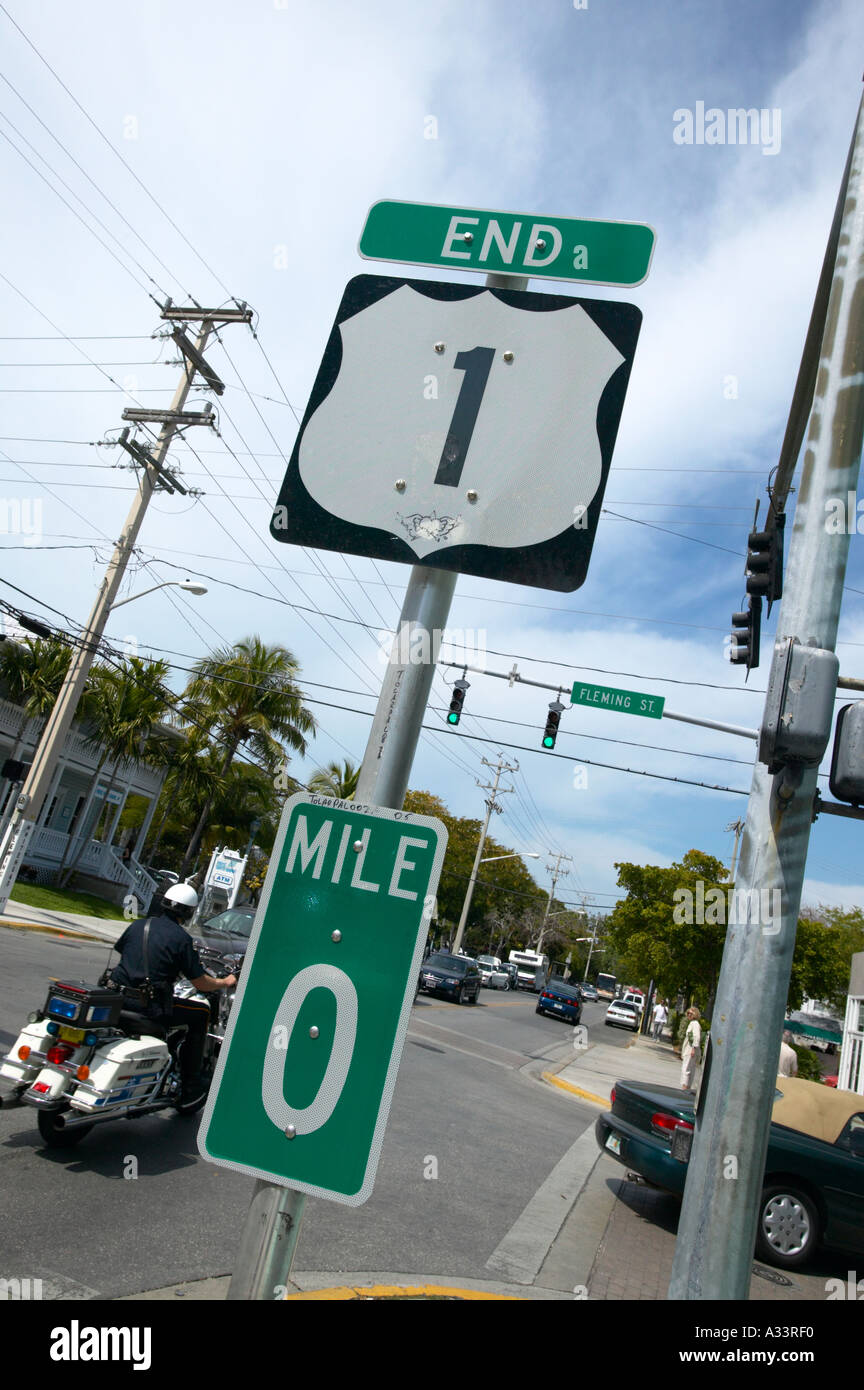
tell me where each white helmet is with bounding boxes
[161,881,199,922]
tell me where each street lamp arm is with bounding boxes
[111,580,207,610]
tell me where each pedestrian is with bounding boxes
[680,1007,702,1089]
[778,1030,798,1077]
[651,997,668,1041]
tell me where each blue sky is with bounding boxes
[1,0,863,922]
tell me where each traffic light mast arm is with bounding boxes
[440,661,758,740]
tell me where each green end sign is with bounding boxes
[571,681,665,719]
[359,200,655,287]
[198,794,447,1206]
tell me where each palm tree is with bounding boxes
[0,636,72,813]
[308,758,359,800]
[140,727,223,867]
[58,657,171,886]
[177,636,315,878]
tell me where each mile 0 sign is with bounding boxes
[198,794,447,1206]
[271,275,641,593]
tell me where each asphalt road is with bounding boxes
[0,930,603,1298]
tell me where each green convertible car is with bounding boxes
[596,1076,864,1270]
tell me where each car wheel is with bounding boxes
[755,1185,820,1269]
[469,988,479,1004]
[535,1006,544,1016]
[458,986,469,1005]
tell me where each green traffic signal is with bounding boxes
[447,711,460,726]
[542,734,555,748]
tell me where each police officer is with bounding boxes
[110,882,236,1112]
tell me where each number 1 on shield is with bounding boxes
[434,346,495,487]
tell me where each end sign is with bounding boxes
[198,795,447,1206]
[359,199,655,287]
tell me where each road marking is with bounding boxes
[485,1125,600,1285]
[542,1071,608,1106]
[282,1283,522,1300]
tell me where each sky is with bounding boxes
[1,0,863,927]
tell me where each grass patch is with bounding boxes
[10,883,126,920]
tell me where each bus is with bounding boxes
[595,972,618,1000]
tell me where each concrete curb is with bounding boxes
[0,917,107,943]
[541,1070,609,1107]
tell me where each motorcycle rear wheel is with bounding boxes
[37,1109,93,1148]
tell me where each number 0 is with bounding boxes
[262,964,358,1136]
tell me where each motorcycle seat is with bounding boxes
[117,1011,188,1041]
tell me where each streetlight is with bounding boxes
[452,852,540,954]
[111,579,208,609]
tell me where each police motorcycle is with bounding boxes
[0,887,241,1148]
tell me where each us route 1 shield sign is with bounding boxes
[198,794,447,1206]
[270,275,641,593]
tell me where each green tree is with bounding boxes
[789,906,864,1011]
[177,637,315,877]
[308,758,359,800]
[0,636,72,809]
[402,790,546,949]
[605,850,729,1008]
[58,657,171,886]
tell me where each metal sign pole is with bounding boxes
[669,91,864,1301]
[227,271,526,1300]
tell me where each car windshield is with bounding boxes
[203,909,254,938]
[426,954,469,973]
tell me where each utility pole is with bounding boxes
[537,851,572,952]
[0,304,251,914]
[451,755,518,955]
[669,91,864,1301]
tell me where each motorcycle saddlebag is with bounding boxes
[70,1035,170,1112]
[42,980,124,1029]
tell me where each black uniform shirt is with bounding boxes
[112,914,205,1006]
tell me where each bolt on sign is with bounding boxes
[270,275,642,592]
[359,200,656,287]
[198,794,447,1206]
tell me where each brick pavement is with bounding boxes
[586,1160,846,1301]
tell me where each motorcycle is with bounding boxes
[0,943,241,1148]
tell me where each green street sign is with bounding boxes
[571,681,665,719]
[359,200,655,287]
[198,794,447,1206]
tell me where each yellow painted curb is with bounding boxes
[542,1070,609,1107]
[0,918,104,941]
[283,1283,522,1300]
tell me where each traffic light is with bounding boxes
[728,596,762,672]
[543,701,565,749]
[447,679,470,725]
[745,514,784,612]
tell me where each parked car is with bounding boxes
[193,907,256,957]
[417,953,482,1005]
[536,980,583,1024]
[476,955,509,988]
[605,1000,640,1031]
[596,1076,864,1270]
[622,990,645,1012]
[580,983,599,1001]
[501,963,519,990]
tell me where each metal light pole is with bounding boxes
[670,90,864,1301]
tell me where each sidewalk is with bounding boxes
[0,899,127,944]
